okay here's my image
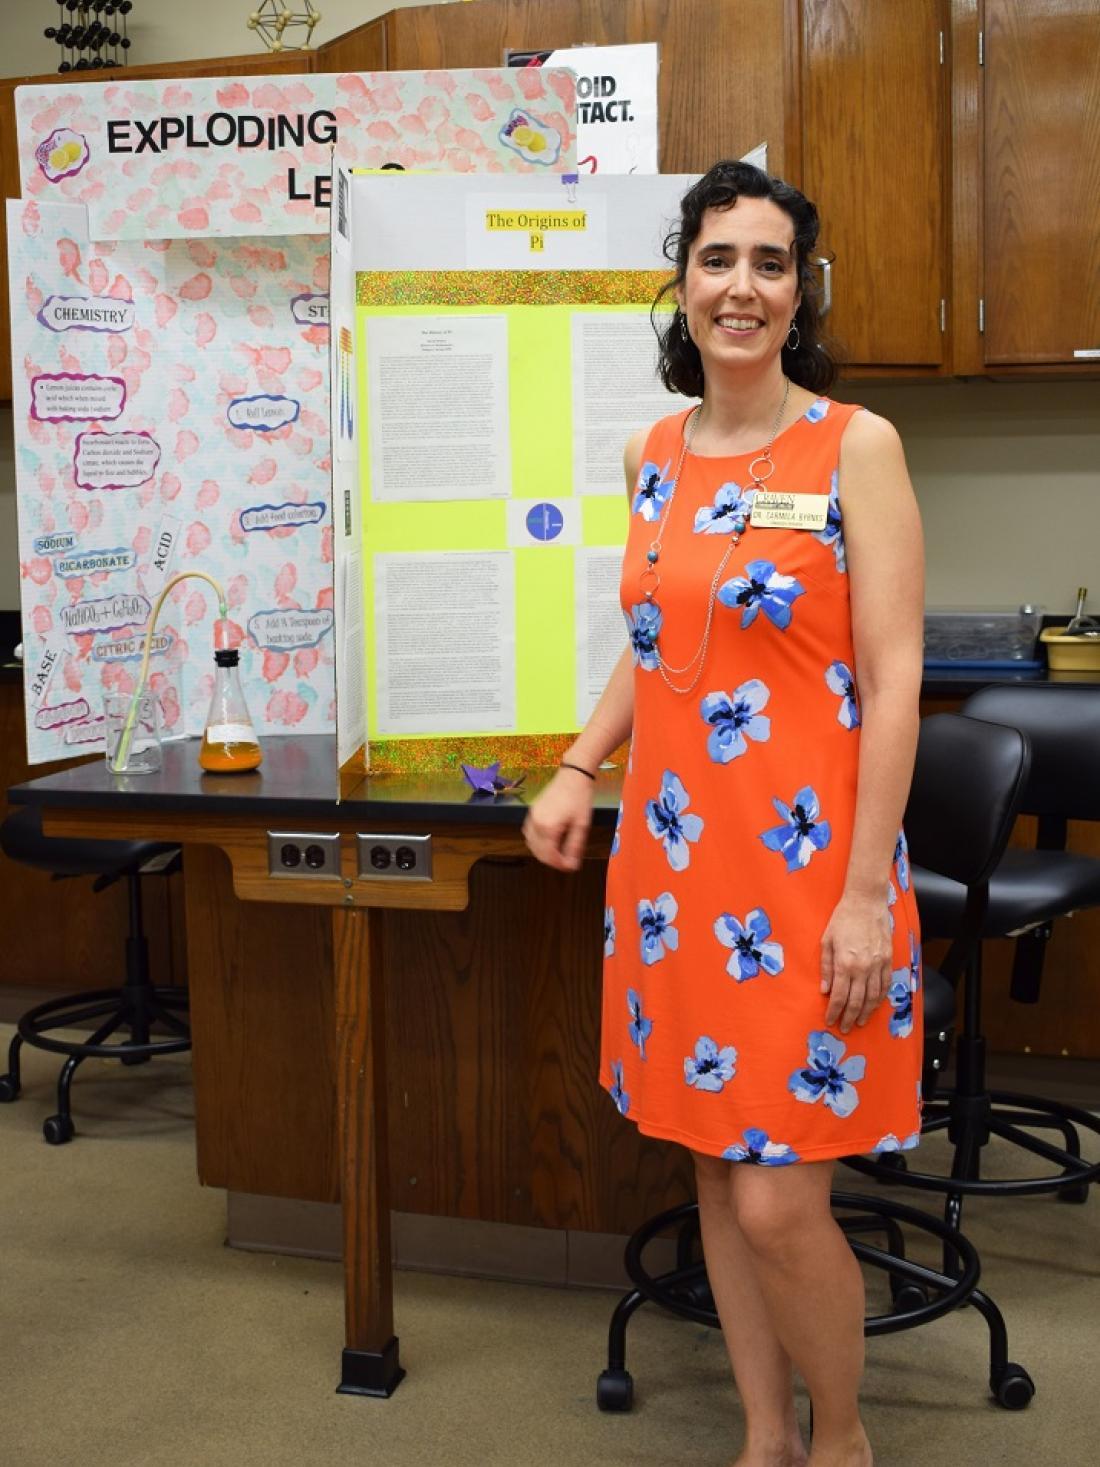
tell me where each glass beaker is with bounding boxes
[104,691,162,775]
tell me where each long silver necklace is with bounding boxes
[642,378,791,696]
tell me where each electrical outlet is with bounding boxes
[267,830,342,879]
[355,833,432,881]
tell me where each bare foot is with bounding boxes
[731,1441,809,1467]
[806,1427,872,1467]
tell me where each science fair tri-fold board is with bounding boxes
[332,167,698,773]
[8,68,576,764]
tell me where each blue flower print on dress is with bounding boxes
[604,906,616,958]
[684,1036,738,1093]
[812,469,846,572]
[717,559,806,630]
[633,459,673,520]
[887,933,921,1038]
[645,770,704,871]
[760,786,832,872]
[789,1030,866,1118]
[805,398,830,424]
[610,803,623,856]
[714,908,785,982]
[894,830,910,891]
[627,989,653,1059]
[872,1131,920,1153]
[625,601,662,671]
[700,678,771,764]
[722,1128,800,1165]
[609,1059,630,1116]
[638,891,679,965]
[886,879,897,933]
[825,661,861,729]
[693,481,755,535]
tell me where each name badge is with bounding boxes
[750,491,829,531]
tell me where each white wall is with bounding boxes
[847,379,1100,611]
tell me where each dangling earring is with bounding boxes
[786,318,800,351]
[678,311,692,344]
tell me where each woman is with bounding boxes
[523,161,924,1467]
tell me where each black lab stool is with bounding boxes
[0,806,187,1144]
[598,714,1037,1415]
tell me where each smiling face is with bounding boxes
[677,197,802,375]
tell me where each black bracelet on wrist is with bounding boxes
[560,760,596,781]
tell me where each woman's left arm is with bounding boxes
[821,409,925,1034]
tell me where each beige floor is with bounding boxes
[2,1025,1097,1467]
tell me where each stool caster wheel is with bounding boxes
[0,1074,20,1102]
[992,1363,1035,1411]
[596,1369,634,1412]
[120,1051,151,1067]
[43,1114,74,1146]
[1056,1181,1090,1204]
[680,1279,714,1310]
[891,1282,929,1313]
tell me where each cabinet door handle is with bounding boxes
[810,253,834,317]
[1073,349,1100,359]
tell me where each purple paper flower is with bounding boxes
[460,761,525,795]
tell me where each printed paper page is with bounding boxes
[571,312,684,494]
[374,552,516,735]
[366,316,511,502]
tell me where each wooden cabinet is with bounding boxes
[799,0,950,370]
[4,2,1100,396]
[345,0,796,178]
[981,0,1100,367]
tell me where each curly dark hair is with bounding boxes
[653,161,839,396]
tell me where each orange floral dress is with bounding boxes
[599,398,922,1164]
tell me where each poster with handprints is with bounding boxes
[9,198,336,762]
[16,69,578,241]
[9,69,576,765]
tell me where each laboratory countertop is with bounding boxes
[9,668,1100,822]
[6,734,622,827]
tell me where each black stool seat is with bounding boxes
[922,966,955,1031]
[914,851,1100,938]
[0,806,187,1145]
[0,803,177,879]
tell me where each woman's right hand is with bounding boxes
[522,767,595,872]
